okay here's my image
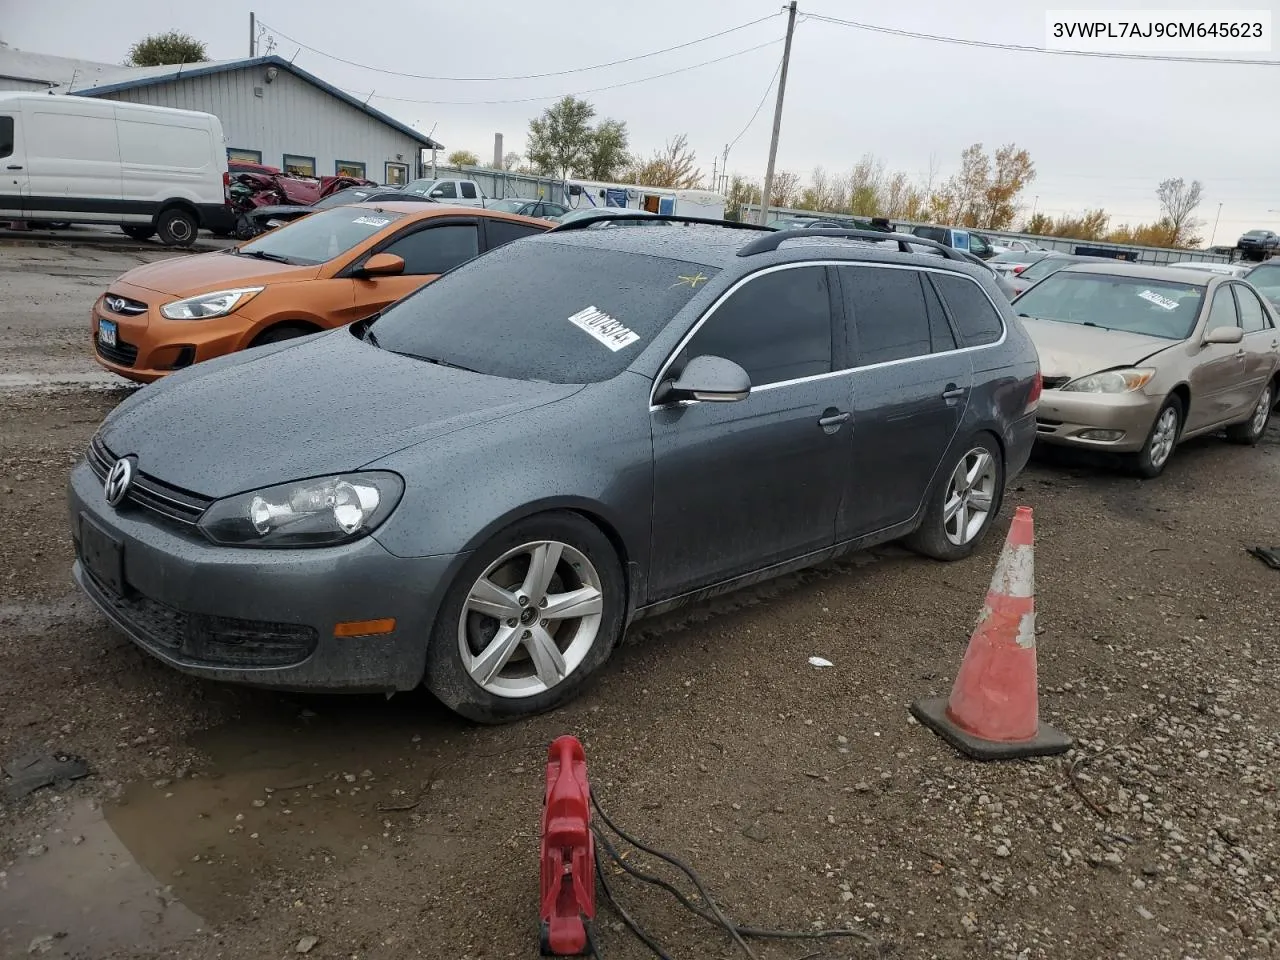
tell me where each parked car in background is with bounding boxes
[228,160,282,176]
[485,197,568,220]
[400,177,489,207]
[1016,263,1279,477]
[1237,229,1279,262]
[1005,253,1122,297]
[989,250,1053,277]
[91,203,550,383]
[71,217,1039,720]
[235,186,436,237]
[994,238,1043,254]
[1167,260,1250,278]
[0,92,233,246]
[910,225,997,259]
[552,207,660,226]
[1243,260,1280,309]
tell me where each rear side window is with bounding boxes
[381,224,479,275]
[913,226,947,243]
[460,182,478,199]
[838,266,931,365]
[0,116,12,159]
[486,218,545,249]
[931,273,1005,346]
[685,266,832,387]
[1233,284,1270,333]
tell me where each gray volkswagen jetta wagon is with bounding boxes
[69,217,1041,722]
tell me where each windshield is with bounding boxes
[991,250,1045,264]
[1016,256,1073,283]
[313,188,380,210]
[487,199,528,213]
[1245,230,1270,237]
[1246,263,1280,305]
[1015,272,1204,340]
[237,206,405,265]
[366,240,719,383]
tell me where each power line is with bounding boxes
[340,39,783,106]
[806,12,1280,66]
[258,12,780,82]
[727,52,785,152]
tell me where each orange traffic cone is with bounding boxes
[910,506,1071,760]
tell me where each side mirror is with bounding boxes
[1203,325,1243,345]
[359,252,405,277]
[430,189,446,198]
[666,355,751,403]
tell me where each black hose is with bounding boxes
[593,840,676,960]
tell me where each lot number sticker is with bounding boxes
[1138,289,1180,311]
[352,216,392,228]
[567,306,640,351]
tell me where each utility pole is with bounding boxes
[760,1,798,226]
[721,143,730,194]
[249,12,256,58]
[709,155,717,194]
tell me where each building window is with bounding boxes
[227,148,262,164]
[385,162,409,186]
[282,154,316,177]
[336,160,366,179]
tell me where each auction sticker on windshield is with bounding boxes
[352,216,392,228]
[1138,289,1181,310]
[567,306,640,351]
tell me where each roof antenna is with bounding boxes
[66,67,79,92]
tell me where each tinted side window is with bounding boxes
[1207,288,1239,329]
[434,181,458,199]
[0,116,13,159]
[838,266,931,365]
[1233,284,1270,333]
[486,218,545,250]
[381,224,479,275]
[921,273,958,351]
[931,273,1004,346]
[684,267,832,387]
[460,182,478,199]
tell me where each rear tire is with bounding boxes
[1226,383,1274,445]
[905,434,1005,561]
[155,207,198,247]
[122,225,155,242]
[1130,395,1183,478]
[250,324,315,347]
[423,511,624,723]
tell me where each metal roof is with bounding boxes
[66,55,442,149]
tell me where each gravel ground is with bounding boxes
[1,247,1278,960]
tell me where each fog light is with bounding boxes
[1078,429,1124,441]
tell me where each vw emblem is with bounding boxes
[104,457,136,507]
[105,296,126,313]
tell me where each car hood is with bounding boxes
[99,330,582,498]
[115,250,321,296]
[1018,316,1174,380]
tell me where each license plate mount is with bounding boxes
[79,514,124,595]
[98,319,117,348]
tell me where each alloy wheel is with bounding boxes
[1148,406,1179,468]
[943,448,998,546]
[457,540,603,699]
[1251,386,1273,436]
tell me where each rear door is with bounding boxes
[1187,285,1246,430]
[482,217,547,252]
[343,218,481,322]
[836,264,973,538]
[458,181,483,207]
[0,109,27,220]
[1232,282,1279,397]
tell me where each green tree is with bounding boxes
[585,119,631,181]
[447,149,479,167]
[526,96,628,181]
[1021,211,1053,235]
[126,31,208,67]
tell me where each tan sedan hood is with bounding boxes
[1018,316,1175,380]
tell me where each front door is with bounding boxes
[1187,286,1247,430]
[342,219,481,324]
[649,265,848,600]
[0,111,26,221]
[835,264,973,537]
[1232,283,1279,401]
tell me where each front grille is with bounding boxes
[88,435,213,528]
[102,294,148,316]
[80,567,318,668]
[1041,376,1071,390]
[96,338,139,367]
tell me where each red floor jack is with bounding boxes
[539,736,595,956]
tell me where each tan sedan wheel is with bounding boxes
[1131,396,1182,478]
[1226,383,1274,445]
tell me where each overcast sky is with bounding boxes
[2,0,1274,243]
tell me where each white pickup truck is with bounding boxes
[399,177,489,207]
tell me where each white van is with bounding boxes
[0,93,232,246]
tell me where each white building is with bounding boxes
[0,45,441,186]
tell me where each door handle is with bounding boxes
[942,384,966,401]
[5,165,21,171]
[818,411,850,427]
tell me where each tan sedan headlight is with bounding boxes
[1061,368,1154,394]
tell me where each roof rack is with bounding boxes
[548,213,775,233]
[736,228,968,260]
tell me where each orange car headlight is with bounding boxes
[160,287,264,320]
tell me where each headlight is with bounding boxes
[160,287,264,320]
[1061,368,1154,394]
[198,472,404,547]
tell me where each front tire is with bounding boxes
[156,207,198,247]
[423,512,624,723]
[905,435,1004,561]
[1226,382,1274,445]
[1131,395,1182,478]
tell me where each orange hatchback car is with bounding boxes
[92,202,551,383]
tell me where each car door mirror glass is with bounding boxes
[430,189,445,198]
[668,355,751,402]
[1203,324,1243,345]
[360,252,405,277]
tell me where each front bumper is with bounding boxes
[68,460,460,692]
[1034,389,1158,453]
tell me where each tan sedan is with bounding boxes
[1013,262,1279,476]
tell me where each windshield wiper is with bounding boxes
[362,326,380,348]
[237,249,291,264]
[420,356,480,374]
